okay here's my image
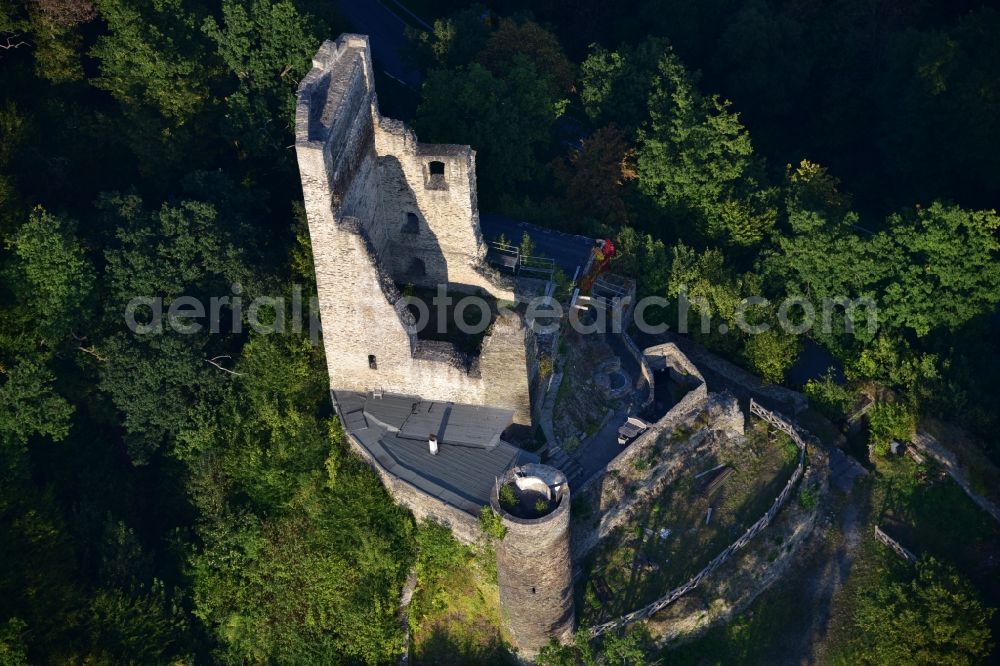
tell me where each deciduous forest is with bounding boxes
[1,0,998,663]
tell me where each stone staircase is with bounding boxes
[545,444,585,485]
[536,356,587,485]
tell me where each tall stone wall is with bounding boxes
[295,34,530,423]
[491,464,576,660]
[375,119,507,296]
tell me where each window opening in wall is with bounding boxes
[368,354,377,370]
[531,587,536,594]
[403,212,419,234]
[426,160,447,190]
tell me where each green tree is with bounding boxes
[880,203,1000,337]
[0,357,73,448]
[847,334,939,404]
[0,617,29,666]
[0,0,96,83]
[82,583,190,664]
[415,59,559,204]
[476,17,575,95]
[99,194,249,462]
[537,630,596,666]
[601,630,647,665]
[852,557,994,665]
[6,207,95,344]
[90,0,211,124]
[519,230,536,258]
[762,161,887,353]
[743,328,801,385]
[404,6,492,71]
[803,371,854,421]
[202,0,320,160]
[0,101,27,232]
[636,49,775,247]
[191,504,409,664]
[579,38,669,133]
[867,402,916,456]
[612,226,668,302]
[874,9,1000,209]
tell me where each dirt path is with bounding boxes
[787,448,867,664]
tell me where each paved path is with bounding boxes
[479,214,594,276]
[336,0,422,87]
[575,405,629,483]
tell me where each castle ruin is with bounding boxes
[295,34,535,425]
[296,34,572,659]
[295,34,786,663]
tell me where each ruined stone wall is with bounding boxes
[570,343,747,560]
[480,314,535,424]
[374,119,511,297]
[295,34,529,422]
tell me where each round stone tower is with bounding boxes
[491,463,575,659]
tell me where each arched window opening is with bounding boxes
[368,354,377,370]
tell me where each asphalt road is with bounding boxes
[336,0,422,87]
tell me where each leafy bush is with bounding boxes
[478,507,507,541]
[538,355,554,380]
[743,329,801,385]
[499,483,518,509]
[804,371,855,421]
[535,498,550,513]
[799,484,817,510]
[417,520,470,580]
[868,402,916,456]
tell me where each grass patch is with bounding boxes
[663,573,811,665]
[554,372,571,410]
[872,455,1000,595]
[578,421,800,624]
[410,522,512,664]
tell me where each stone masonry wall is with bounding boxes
[570,343,746,560]
[295,34,530,423]
[492,465,575,659]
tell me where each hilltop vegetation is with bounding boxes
[1,0,998,663]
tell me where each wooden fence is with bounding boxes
[874,525,916,563]
[588,399,809,637]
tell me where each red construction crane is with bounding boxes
[580,238,616,293]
